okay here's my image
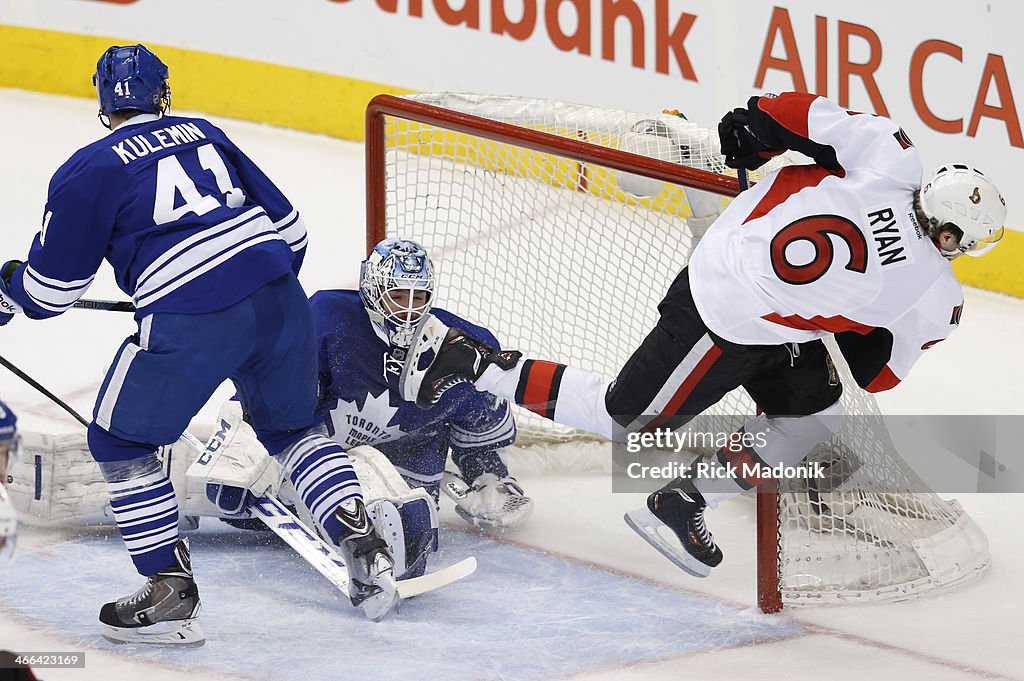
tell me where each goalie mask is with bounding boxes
[360,238,435,347]
[921,164,1006,259]
[93,44,171,128]
[617,116,688,198]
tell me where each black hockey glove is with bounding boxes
[718,107,776,171]
[0,260,23,326]
[1,259,20,286]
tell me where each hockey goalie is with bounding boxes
[5,401,441,589]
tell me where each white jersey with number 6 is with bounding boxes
[689,93,963,393]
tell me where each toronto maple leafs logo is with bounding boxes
[383,351,403,378]
[329,389,406,450]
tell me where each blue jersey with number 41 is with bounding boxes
[7,113,307,319]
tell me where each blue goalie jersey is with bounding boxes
[8,113,307,318]
[311,290,517,486]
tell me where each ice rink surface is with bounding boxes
[1,90,1022,681]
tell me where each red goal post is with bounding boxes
[363,93,990,613]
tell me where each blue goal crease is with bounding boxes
[1,526,806,681]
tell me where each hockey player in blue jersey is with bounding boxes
[0,45,398,642]
[312,239,533,547]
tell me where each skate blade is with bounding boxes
[101,618,206,646]
[360,573,400,622]
[623,506,712,579]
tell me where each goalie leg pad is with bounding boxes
[370,496,438,580]
[186,400,284,517]
[366,497,437,580]
[349,446,439,579]
[5,431,115,526]
[401,497,437,579]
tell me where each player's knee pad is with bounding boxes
[95,455,162,487]
[87,422,158,464]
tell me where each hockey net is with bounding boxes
[365,93,990,611]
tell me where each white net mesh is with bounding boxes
[371,93,990,605]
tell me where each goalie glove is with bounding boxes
[442,471,534,529]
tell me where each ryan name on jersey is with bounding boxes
[110,121,206,164]
[867,206,911,267]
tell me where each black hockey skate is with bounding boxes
[623,478,723,578]
[334,498,399,621]
[99,538,204,646]
[399,314,521,409]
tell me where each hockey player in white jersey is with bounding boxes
[312,239,532,560]
[398,91,1006,578]
[0,45,398,642]
[0,400,18,562]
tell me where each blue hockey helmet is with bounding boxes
[360,238,435,346]
[93,44,171,125]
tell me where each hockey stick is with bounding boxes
[247,491,474,598]
[0,354,474,599]
[737,167,749,192]
[72,299,136,313]
[0,353,90,427]
[178,430,476,599]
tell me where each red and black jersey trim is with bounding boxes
[833,326,896,391]
[748,94,844,174]
[515,359,567,420]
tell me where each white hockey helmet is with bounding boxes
[360,238,435,347]
[920,164,1006,258]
